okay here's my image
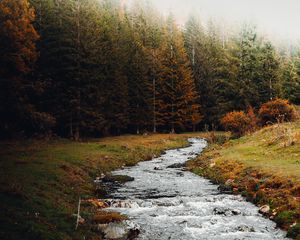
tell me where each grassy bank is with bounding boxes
[188,122,300,239]
[0,132,209,240]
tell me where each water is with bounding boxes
[106,138,287,240]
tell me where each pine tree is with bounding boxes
[257,42,280,103]
[234,25,262,109]
[283,56,300,104]
[156,15,200,132]
[184,16,236,127]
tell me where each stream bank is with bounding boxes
[188,124,300,239]
[99,138,287,240]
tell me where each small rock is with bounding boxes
[259,205,270,215]
[290,222,297,228]
[97,220,140,240]
[102,175,134,183]
[218,184,233,193]
[154,166,163,170]
[225,179,235,186]
[213,207,227,216]
[237,225,255,232]
[167,163,185,168]
[232,210,241,215]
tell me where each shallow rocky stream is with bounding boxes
[104,138,288,240]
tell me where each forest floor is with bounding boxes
[0,132,218,240]
[188,121,300,239]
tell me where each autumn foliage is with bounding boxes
[220,111,250,137]
[258,99,298,125]
[0,0,39,76]
[246,106,258,132]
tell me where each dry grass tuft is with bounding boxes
[92,211,128,224]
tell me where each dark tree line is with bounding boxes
[0,0,299,139]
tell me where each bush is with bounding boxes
[259,99,298,125]
[220,111,250,137]
[246,106,258,132]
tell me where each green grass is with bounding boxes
[0,132,208,240]
[188,121,300,238]
[217,121,300,180]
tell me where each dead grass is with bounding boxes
[92,211,127,224]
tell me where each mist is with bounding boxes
[137,0,300,44]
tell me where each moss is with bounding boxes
[275,211,297,228]
[287,224,300,239]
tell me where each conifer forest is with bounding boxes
[1,0,299,139]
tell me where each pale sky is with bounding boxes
[145,0,300,43]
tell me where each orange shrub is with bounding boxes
[258,99,298,125]
[246,106,258,132]
[220,111,250,137]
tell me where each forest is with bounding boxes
[1,0,300,140]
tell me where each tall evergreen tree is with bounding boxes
[156,15,200,132]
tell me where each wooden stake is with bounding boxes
[75,197,81,230]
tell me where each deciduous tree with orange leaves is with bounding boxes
[0,0,41,137]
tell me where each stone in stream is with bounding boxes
[213,207,241,216]
[102,175,135,184]
[236,225,255,232]
[259,205,270,215]
[97,220,140,240]
[154,166,163,170]
[167,163,186,168]
[105,199,140,208]
[217,184,233,193]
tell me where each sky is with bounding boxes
[145,0,300,43]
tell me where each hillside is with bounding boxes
[188,121,300,238]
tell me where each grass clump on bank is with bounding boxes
[188,121,300,238]
[0,132,208,240]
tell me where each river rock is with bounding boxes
[225,179,235,186]
[154,166,163,170]
[259,205,270,215]
[106,199,139,208]
[98,220,140,240]
[236,225,255,232]
[218,184,233,193]
[167,163,186,168]
[102,175,134,184]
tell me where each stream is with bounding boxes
[105,138,287,240]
